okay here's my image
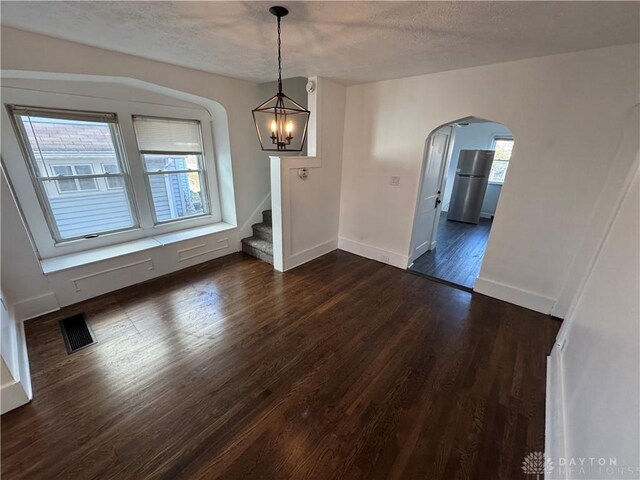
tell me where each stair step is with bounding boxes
[262,209,272,226]
[251,222,272,242]
[241,236,273,265]
[241,210,273,266]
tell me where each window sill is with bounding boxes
[487,181,504,186]
[40,222,235,275]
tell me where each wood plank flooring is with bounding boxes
[1,250,560,479]
[410,212,493,289]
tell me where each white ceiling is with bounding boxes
[2,1,638,85]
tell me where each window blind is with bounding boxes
[133,116,203,154]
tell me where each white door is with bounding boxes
[409,127,452,264]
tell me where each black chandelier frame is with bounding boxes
[252,6,310,152]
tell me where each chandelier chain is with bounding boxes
[277,14,283,93]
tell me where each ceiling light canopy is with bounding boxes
[252,6,310,152]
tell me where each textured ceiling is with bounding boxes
[2,1,638,85]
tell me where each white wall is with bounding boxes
[271,77,346,271]
[339,43,640,316]
[441,121,512,216]
[1,291,32,414]
[1,359,13,388]
[0,27,272,315]
[547,159,639,477]
[1,293,19,383]
[1,171,52,305]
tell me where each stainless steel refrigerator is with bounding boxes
[447,150,495,224]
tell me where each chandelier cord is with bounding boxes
[277,14,283,94]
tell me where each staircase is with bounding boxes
[241,210,273,265]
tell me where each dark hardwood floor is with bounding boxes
[410,212,493,289]
[1,250,559,479]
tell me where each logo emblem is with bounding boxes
[522,451,554,479]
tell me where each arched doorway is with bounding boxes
[408,116,514,290]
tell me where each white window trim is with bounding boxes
[1,87,223,260]
[489,136,514,185]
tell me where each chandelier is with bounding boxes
[252,6,310,152]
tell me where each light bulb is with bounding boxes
[270,120,277,134]
[286,121,294,135]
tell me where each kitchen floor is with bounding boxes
[409,212,493,289]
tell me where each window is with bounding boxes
[3,87,224,260]
[51,164,98,193]
[489,137,514,184]
[133,116,209,223]
[10,107,138,241]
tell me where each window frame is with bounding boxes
[1,87,223,259]
[488,136,514,185]
[132,115,211,225]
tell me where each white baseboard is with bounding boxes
[474,277,556,314]
[13,292,60,322]
[338,237,409,269]
[284,239,337,271]
[1,380,30,414]
[237,193,271,248]
[545,345,567,480]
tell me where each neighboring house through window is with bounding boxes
[489,137,514,184]
[102,163,124,189]
[51,164,98,193]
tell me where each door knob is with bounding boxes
[435,198,442,207]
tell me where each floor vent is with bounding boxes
[59,313,95,354]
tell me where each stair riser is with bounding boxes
[252,226,273,242]
[262,210,272,225]
[242,244,273,265]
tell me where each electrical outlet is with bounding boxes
[390,176,400,186]
[381,254,390,263]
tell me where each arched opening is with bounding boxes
[408,116,514,290]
